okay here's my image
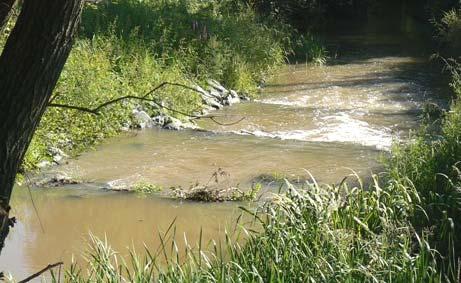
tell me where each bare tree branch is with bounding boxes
[0,0,16,32]
[48,81,246,126]
[18,262,63,283]
[209,116,245,126]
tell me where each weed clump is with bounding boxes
[171,168,262,202]
[131,182,163,194]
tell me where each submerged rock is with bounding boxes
[35,173,81,187]
[102,179,130,191]
[164,117,196,130]
[102,179,162,193]
[152,114,199,130]
[227,90,241,105]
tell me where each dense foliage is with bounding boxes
[249,0,461,32]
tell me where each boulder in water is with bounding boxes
[207,79,229,95]
[35,172,81,187]
[132,109,153,129]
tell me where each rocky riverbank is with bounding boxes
[30,80,251,190]
[131,79,249,131]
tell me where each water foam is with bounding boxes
[235,112,393,150]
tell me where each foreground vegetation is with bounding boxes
[59,172,459,282]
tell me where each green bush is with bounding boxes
[80,0,289,91]
[434,7,461,55]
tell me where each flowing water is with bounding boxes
[0,32,448,279]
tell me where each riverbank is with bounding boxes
[2,27,456,279]
[0,0,327,173]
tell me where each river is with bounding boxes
[0,31,447,279]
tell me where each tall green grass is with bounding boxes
[59,175,458,282]
[386,57,461,269]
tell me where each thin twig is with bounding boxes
[210,116,245,126]
[24,173,45,233]
[48,81,246,126]
[18,262,63,283]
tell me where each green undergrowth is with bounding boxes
[0,0,327,172]
[386,57,461,267]
[385,7,461,266]
[23,35,203,170]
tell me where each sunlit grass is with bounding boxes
[57,173,459,282]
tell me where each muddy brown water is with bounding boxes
[0,32,447,279]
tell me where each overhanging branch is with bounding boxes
[48,81,245,126]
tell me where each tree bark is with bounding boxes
[0,0,15,32]
[0,0,84,254]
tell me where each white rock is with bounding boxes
[195,85,210,97]
[132,109,153,128]
[37,160,52,168]
[208,88,223,100]
[164,117,198,130]
[49,147,68,158]
[53,155,64,163]
[203,96,223,109]
[227,95,240,105]
[207,79,228,94]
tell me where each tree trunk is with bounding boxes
[0,0,84,254]
[0,0,15,32]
